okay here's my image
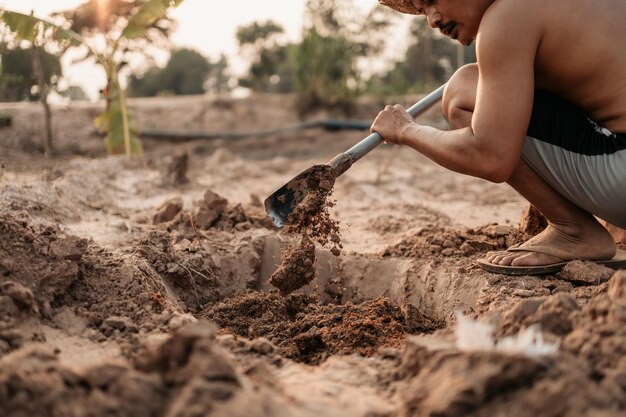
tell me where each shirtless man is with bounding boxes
[373,0,626,274]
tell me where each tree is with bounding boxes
[236,20,294,93]
[129,48,212,97]
[206,54,231,95]
[0,0,185,156]
[294,0,369,114]
[0,32,63,154]
[368,18,477,95]
[129,49,232,97]
[0,45,62,102]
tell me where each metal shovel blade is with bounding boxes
[264,164,336,228]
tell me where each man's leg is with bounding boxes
[443,64,616,266]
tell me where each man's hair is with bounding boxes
[378,0,419,14]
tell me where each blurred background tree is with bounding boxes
[236,20,295,93]
[205,54,231,95]
[129,48,209,96]
[231,1,473,114]
[366,18,476,96]
[129,48,232,97]
[0,44,62,102]
[294,0,393,115]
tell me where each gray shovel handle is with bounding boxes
[329,83,446,175]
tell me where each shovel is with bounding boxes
[265,84,446,228]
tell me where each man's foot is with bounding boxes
[485,221,616,267]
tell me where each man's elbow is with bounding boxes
[473,155,515,183]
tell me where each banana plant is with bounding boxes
[0,0,184,156]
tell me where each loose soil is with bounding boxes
[270,163,342,295]
[0,95,624,417]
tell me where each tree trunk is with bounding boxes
[31,45,53,156]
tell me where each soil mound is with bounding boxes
[0,323,279,417]
[0,211,173,356]
[203,292,443,364]
[165,188,272,237]
[135,229,222,311]
[384,224,524,259]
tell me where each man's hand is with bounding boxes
[370,104,416,145]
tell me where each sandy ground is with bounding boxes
[0,94,625,417]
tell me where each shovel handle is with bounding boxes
[330,84,446,175]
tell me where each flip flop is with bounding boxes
[477,248,626,276]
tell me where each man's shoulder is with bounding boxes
[478,0,544,51]
[479,0,544,37]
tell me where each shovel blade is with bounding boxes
[264,164,334,228]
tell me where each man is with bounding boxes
[373,0,626,274]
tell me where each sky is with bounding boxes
[1,0,390,100]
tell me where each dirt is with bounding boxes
[269,237,317,295]
[0,95,624,416]
[204,292,442,365]
[270,164,342,295]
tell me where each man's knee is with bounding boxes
[442,63,478,129]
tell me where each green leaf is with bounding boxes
[121,0,184,40]
[0,10,85,47]
[95,82,142,155]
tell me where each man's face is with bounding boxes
[410,0,488,46]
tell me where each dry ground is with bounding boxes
[0,94,625,417]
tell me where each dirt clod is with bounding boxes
[270,165,342,295]
[153,197,184,224]
[269,237,316,296]
[162,152,189,186]
[519,204,548,236]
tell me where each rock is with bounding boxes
[533,293,579,335]
[483,225,514,238]
[442,239,457,249]
[101,316,139,334]
[153,197,184,224]
[49,236,88,261]
[0,281,37,312]
[460,242,476,256]
[519,204,548,236]
[168,313,198,331]
[0,295,19,316]
[600,219,626,244]
[203,189,228,212]
[513,289,535,298]
[195,190,228,229]
[466,238,496,252]
[441,248,455,257]
[608,270,626,303]
[163,152,189,186]
[557,261,614,285]
[250,337,275,355]
[503,297,546,327]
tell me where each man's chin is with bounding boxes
[458,35,474,47]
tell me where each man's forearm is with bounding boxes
[399,124,510,182]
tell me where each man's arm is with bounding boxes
[371,2,542,182]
